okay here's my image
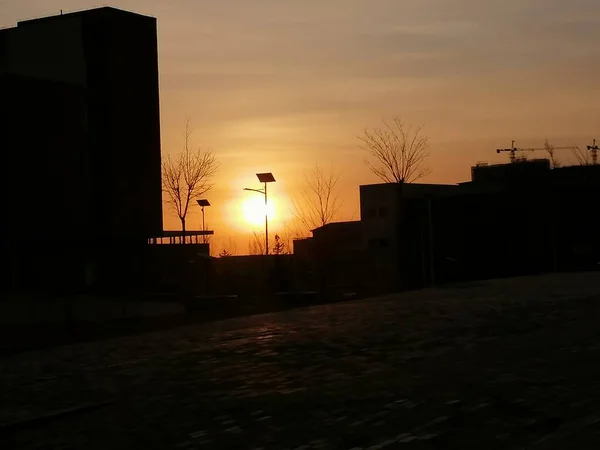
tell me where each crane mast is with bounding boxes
[587,139,598,165]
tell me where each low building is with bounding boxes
[144,231,213,295]
[287,157,600,298]
[212,254,294,296]
[359,182,459,292]
[326,159,600,295]
[292,221,364,294]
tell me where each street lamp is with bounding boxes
[243,172,276,255]
[196,198,211,243]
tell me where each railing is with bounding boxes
[148,230,214,245]
[148,236,210,245]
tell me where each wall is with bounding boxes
[1,8,163,294]
[2,15,87,86]
[311,221,364,293]
[359,183,401,293]
[81,8,163,241]
[212,255,294,295]
[428,164,600,284]
[0,298,184,326]
[143,243,213,295]
[1,73,89,292]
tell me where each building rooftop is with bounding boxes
[16,6,155,28]
[311,220,361,234]
[161,230,214,237]
[359,182,459,198]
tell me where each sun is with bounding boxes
[241,195,276,227]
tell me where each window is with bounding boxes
[378,206,388,217]
[366,208,377,219]
[379,238,390,248]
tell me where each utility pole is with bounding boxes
[264,181,269,256]
[244,172,276,256]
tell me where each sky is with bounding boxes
[3,0,600,254]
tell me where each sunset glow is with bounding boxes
[241,195,275,228]
[5,0,598,256]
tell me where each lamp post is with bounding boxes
[244,172,276,255]
[196,199,211,243]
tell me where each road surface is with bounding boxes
[2,272,600,449]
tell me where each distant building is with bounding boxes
[455,160,600,279]
[306,160,600,296]
[1,7,162,293]
[470,158,551,183]
[406,160,600,285]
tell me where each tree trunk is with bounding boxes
[180,217,187,244]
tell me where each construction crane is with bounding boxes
[587,139,598,165]
[496,140,545,163]
[496,140,580,164]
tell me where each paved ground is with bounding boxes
[2,272,600,449]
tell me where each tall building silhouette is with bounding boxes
[1,7,162,292]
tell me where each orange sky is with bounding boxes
[4,0,600,255]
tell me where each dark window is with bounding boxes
[378,206,388,217]
[379,238,390,248]
[368,238,378,249]
[367,208,377,218]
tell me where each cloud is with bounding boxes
[5,0,599,167]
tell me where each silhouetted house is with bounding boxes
[1,7,162,293]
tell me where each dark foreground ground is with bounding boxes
[0,292,338,355]
[1,272,600,449]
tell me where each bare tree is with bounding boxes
[543,139,561,169]
[281,222,303,252]
[359,117,431,183]
[162,120,218,241]
[218,249,233,258]
[571,146,591,166]
[249,231,266,255]
[218,237,238,257]
[292,164,343,234]
[272,234,286,255]
[274,222,304,255]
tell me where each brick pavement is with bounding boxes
[2,272,600,449]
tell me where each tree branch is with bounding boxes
[359,117,431,183]
[162,118,219,239]
[291,163,343,234]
